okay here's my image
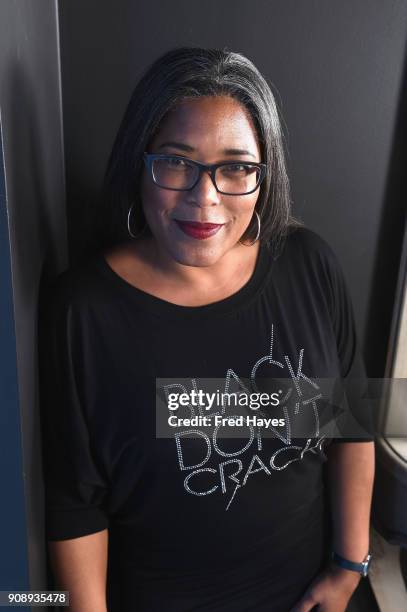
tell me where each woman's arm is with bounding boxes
[48,529,109,612]
[289,442,375,611]
[326,441,375,562]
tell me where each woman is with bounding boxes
[39,47,375,612]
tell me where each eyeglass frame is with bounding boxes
[143,152,267,196]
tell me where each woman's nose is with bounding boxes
[188,170,221,206]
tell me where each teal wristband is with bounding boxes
[331,551,372,577]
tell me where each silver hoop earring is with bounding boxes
[239,211,261,246]
[127,203,147,239]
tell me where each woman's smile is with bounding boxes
[173,219,226,240]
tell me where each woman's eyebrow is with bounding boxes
[158,141,194,152]
[223,148,256,158]
[157,141,256,157]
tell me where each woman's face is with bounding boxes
[140,95,262,267]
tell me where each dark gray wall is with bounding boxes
[0,0,67,599]
[59,0,407,377]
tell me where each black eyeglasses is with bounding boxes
[143,153,266,195]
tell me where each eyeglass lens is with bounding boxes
[151,157,261,194]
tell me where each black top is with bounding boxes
[38,227,374,612]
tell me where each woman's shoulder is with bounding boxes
[283,225,338,259]
[275,224,341,274]
[42,239,147,318]
[41,251,110,320]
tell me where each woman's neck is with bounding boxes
[140,236,260,290]
[105,238,261,307]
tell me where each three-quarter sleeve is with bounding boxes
[38,279,109,540]
[324,249,375,443]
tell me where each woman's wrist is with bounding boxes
[328,561,362,588]
[331,537,370,563]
